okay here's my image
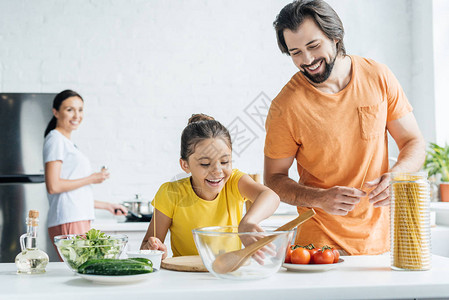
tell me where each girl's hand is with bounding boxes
[141,237,168,260]
[238,221,264,249]
[238,222,263,235]
[238,222,275,264]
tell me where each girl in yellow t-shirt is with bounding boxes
[140,114,280,258]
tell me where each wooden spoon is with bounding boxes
[212,208,316,274]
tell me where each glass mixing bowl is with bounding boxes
[54,234,128,272]
[193,226,293,280]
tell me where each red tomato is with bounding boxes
[312,249,334,264]
[332,248,340,263]
[308,248,319,264]
[284,246,293,263]
[291,247,311,264]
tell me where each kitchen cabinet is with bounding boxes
[431,202,449,226]
[2,255,449,300]
[430,202,449,258]
[430,226,449,257]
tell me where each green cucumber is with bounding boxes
[128,257,153,267]
[78,258,153,275]
[77,259,105,273]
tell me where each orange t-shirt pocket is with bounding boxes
[357,101,387,140]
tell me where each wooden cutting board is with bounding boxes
[161,255,208,272]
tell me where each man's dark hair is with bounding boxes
[273,0,346,56]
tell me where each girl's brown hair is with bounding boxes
[180,113,232,160]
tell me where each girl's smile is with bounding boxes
[180,138,232,200]
[205,177,224,186]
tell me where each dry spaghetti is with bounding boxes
[390,172,431,271]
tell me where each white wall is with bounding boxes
[0,0,437,213]
[433,0,449,146]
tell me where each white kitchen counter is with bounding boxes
[2,255,449,300]
[92,218,150,232]
[91,214,299,231]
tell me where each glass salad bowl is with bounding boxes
[193,226,293,280]
[54,230,128,272]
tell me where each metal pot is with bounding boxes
[122,194,153,222]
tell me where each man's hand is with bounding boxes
[317,186,366,215]
[364,173,391,207]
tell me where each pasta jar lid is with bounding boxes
[390,171,428,182]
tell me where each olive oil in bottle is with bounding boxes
[15,210,49,274]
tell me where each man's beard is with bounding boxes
[300,52,337,84]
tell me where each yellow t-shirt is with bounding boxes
[265,55,412,255]
[152,169,246,257]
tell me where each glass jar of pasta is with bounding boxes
[390,172,431,271]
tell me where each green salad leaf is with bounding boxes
[57,228,125,271]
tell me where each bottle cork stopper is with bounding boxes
[29,210,39,218]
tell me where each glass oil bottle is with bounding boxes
[15,210,49,274]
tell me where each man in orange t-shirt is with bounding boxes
[264,0,425,255]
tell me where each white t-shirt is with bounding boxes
[43,130,95,227]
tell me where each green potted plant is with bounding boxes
[423,142,449,202]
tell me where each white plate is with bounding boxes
[77,269,158,284]
[283,258,344,272]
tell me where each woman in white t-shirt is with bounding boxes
[43,90,127,247]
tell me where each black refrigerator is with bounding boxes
[0,93,59,262]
